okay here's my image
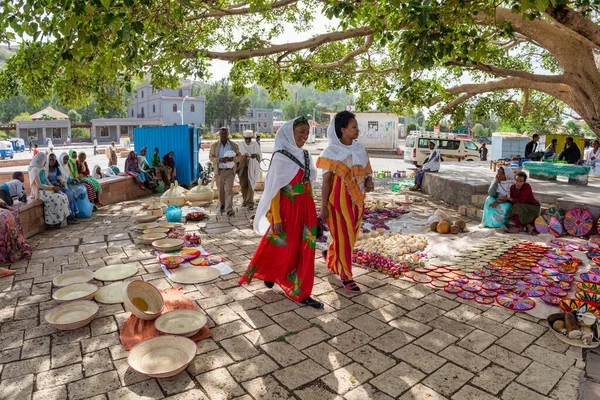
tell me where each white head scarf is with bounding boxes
[495,166,515,197]
[253,118,317,235]
[58,151,73,179]
[422,142,441,171]
[28,152,47,190]
[320,115,369,168]
[92,165,103,179]
[243,130,255,138]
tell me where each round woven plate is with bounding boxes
[154,309,207,337]
[94,281,129,304]
[159,222,182,229]
[127,335,197,378]
[53,269,94,287]
[547,286,568,297]
[45,300,99,330]
[444,285,463,294]
[564,207,594,237]
[475,295,494,304]
[168,267,221,284]
[541,294,562,305]
[143,227,170,234]
[412,274,432,284]
[497,293,536,311]
[431,280,448,288]
[52,283,98,302]
[457,291,476,300]
[178,249,202,261]
[575,291,600,307]
[133,223,160,231]
[94,264,138,282]
[581,273,600,284]
[152,238,185,252]
[577,282,600,294]
[559,299,600,316]
[138,232,168,245]
[136,214,159,223]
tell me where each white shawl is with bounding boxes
[58,152,74,180]
[27,152,47,198]
[239,139,262,190]
[422,142,441,171]
[253,118,317,235]
[494,166,515,197]
[320,115,369,168]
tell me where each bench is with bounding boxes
[523,161,590,185]
[6,175,152,238]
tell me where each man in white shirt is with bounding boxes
[237,130,262,210]
[209,127,241,216]
[93,137,98,155]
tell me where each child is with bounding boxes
[0,171,28,206]
[33,144,39,155]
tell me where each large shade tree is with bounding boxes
[1,1,600,135]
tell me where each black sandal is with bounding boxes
[300,297,324,309]
[264,281,274,289]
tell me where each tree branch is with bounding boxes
[562,111,583,120]
[305,35,374,69]
[522,88,530,116]
[185,0,300,20]
[446,61,565,83]
[545,4,600,49]
[185,26,374,61]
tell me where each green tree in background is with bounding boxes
[282,98,318,120]
[199,79,251,132]
[67,109,81,122]
[564,120,583,137]
[10,112,31,124]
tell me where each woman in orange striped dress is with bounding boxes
[317,111,374,293]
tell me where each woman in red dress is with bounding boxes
[238,117,322,308]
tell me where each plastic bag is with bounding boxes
[165,204,182,222]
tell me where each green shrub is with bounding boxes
[232,133,243,139]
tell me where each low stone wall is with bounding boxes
[0,171,32,192]
[11,175,151,238]
[0,158,31,168]
[421,171,489,207]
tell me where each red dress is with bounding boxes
[238,169,317,302]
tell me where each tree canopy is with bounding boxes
[193,79,251,131]
[1,1,600,135]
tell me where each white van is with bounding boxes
[402,132,480,166]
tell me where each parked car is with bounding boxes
[0,140,14,159]
[403,132,479,166]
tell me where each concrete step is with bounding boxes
[471,194,487,207]
[458,205,483,221]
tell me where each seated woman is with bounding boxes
[151,148,171,185]
[76,151,104,206]
[46,153,80,224]
[66,150,98,205]
[162,151,177,182]
[0,198,31,267]
[503,171,541,233]
[59,152,88,202]
[125,151,150,190]
[410,141,440,191]
[543,139,558,159]
[28,153,70,228]
[481,166,515,228]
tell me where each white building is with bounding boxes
[327,112,403,150]
[16,107,71,145]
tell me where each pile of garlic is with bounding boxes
[356,233,428,259]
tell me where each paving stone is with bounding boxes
[457,329,497,354]
[386,292,425,311]
[371,329,415,353]
[243,375,294,400]
[481,307,514,323]
[422,362,475,397]
[81,332,120,353]
[502,382,550,400]
[21,336,50,359]
[157,371,196,396]
[495,328,537,354]
[445,304,482,322]
[583,379,600,400]
[550,365,582,400]
[309,314,352,336]
[523,344,575,373]
[272,311,312,332]
[330,304,370,321]
[393,343,447,374]
[0,374,34,400]
[90,317,118,337]
[187,349,234,376]
[237,309,274,329]
[534,331,570,353]
[467,315,512,337]
[67,370,121,400]
[451,385,498,400]
[302,342,352,371]
[210,320,252,342]
[428,315,475,339]
[52,343,82,368]
[261,341,307,367]
[2,355,50,379]
[388,317,432,337]
[261,299,299,316]
[370,362,425,398]
[227,354,279,382]
[368,303,407,323]
[438,345,490,373]
[327,328,371,353]
[414,329,458,353]
[503,316,547,337]
[403,284,434,299]
[0,330,23,350]
[205,305,241,325]
[321,362,374,394]
[471,364,517,395]
[220,335,260,361]
[295,383,342,400]
[196,368,245,400]
[317,292,355,310]
[244,324,287,346]
[480,345,532,374]
[352,293,390,310]
[32,386,68,400]
[107,379,165,400]
[36,364,84,390]
[51,326,90,345]
[407,304,446,323]
[0,349,20,364]
[515,361,563,395]
[82,348,114,377]
[347,314,392,338]
[285,327,330,350]
[273,359,328,390]
[113,358,151,386]
[347,345,396,374]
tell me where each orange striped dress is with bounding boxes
[317,157,372,281]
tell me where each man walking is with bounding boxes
[209,127,241,217]
[93,136,98,155]
[237,130,262,210]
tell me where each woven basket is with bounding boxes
[45,300,99,330]
[123,281,164,320]
[127,335,196,378]
[52,283,98,302]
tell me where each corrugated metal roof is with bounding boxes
[30,107,69,120]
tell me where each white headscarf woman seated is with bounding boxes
[482,166,516,228]
[28,153,71,227]
[410,141,440,191]
[238,117,323,309]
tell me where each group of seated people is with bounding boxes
[525,134,600,168]
[482,167,541,233]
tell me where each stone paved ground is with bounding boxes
[0,191,594,400]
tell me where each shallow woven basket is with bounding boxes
[152,238,184,252]
[45,300,99,330]
[123,281,164,320]
[52,269,94,287]
[52,283,98,302]
[154,309,207,337]
[138,232,168,245]
[136,214,159,223]
[127,335,196,378]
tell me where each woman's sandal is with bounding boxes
[264,281,274,289]
[342,280,361,293]
[321,250,328,260]
[300,297,324,309]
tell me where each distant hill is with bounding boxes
[0,46,17,67]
